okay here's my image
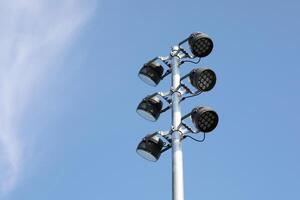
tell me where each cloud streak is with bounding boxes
[0,0,94,194]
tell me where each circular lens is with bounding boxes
[191,107,219,133]
[138,73,157,86]
[189,68,216,92]
[136,109,157,121]
[136,149,158,162]
[188,32,213,57]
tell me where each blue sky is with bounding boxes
[1,0,300,199]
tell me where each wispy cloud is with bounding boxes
[0,0,94,194]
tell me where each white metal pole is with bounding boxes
[171,46,184,200]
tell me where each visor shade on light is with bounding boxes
[136,135,164,162]
[188,32,213,57]
[138,62,164,86]
[191,107,219,133]
[136,96,163,121]
[189,68,216,92]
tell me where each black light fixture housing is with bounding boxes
[189,68,216,92]
[191,107,219,133]
[138,62,164,86]
[136,96,163,121]
[188,32,213,57]
[136,134,164,162]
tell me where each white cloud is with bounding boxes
[0,0,94,194]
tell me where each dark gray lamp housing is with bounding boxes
[136,96,163,122]
[136,134,164,162]
[191,107,219,133]
[138,62,164,86]
[188,32,213,57]
[189,68,216,92]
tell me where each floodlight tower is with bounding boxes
[136,32,218,200]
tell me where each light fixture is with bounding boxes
[188,32,213,57]
[135,32,219,200]
[191,107,219,133]
[189,68,216,92]
[138,62,164,86]
[136,134,164,162]
[136,96,163,121]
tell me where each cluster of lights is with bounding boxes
[136,32,219,162]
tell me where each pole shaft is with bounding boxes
[171,47,184,200]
